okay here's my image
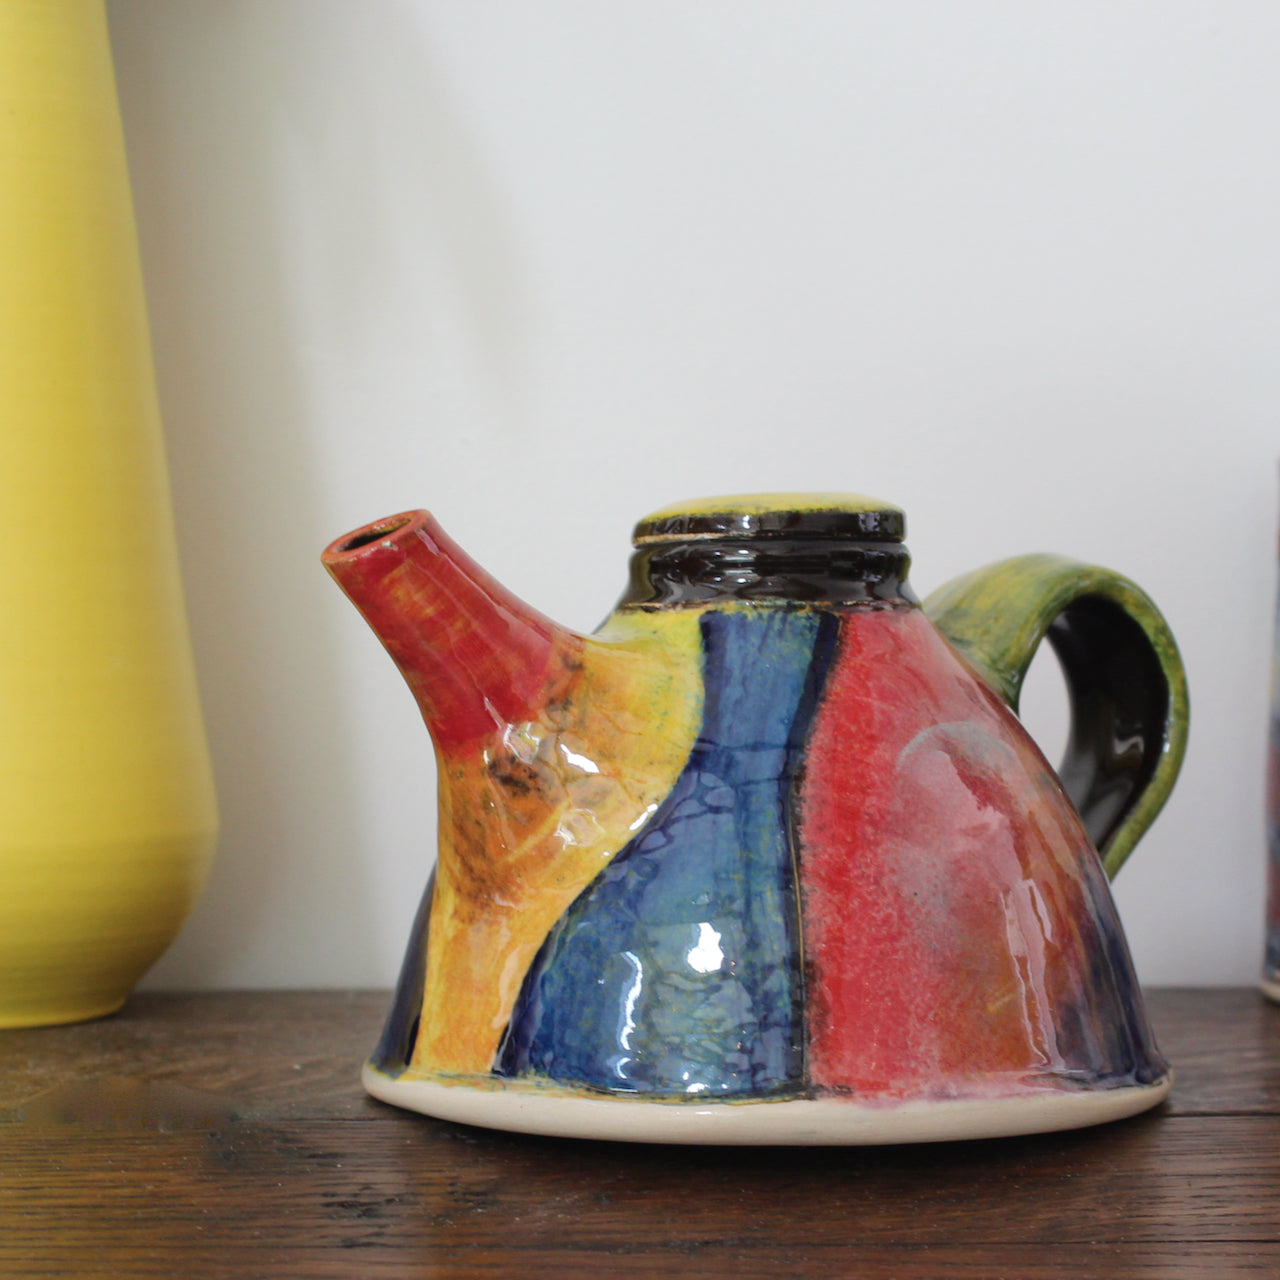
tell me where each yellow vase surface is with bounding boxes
[0,0,218,1026]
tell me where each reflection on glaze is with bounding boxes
[322,501,1171,1107]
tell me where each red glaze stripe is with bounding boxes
[799,608,1141,1099]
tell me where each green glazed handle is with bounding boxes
[924,554,1189,879]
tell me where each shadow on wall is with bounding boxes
[107,0,519,987]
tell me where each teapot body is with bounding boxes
[324,494,1186,1143]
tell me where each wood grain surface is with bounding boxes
[1,989,1276,1278]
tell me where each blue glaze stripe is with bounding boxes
[498,608,837,1097]
[370,869,434,1075]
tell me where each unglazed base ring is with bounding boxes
[363,1064,1172,1146]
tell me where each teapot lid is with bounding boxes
[633,493,904,545]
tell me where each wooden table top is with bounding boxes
[1,988,1276,1278]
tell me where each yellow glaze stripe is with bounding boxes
[414,609,704,1074]
[638,492,899,521]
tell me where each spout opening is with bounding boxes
[323,512,425,561]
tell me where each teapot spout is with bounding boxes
[322,511,582,751]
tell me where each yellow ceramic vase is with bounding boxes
[0,0,218,1026]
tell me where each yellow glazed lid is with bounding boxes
[633,493,905,545]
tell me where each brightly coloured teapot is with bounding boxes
[322,493,1188,1144]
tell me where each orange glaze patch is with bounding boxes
[412,608,704,1074]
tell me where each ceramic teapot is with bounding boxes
[322,493,1188,1145]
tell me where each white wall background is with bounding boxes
[104,0,1280,991]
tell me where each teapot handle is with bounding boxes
[924,554,1188,879]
